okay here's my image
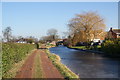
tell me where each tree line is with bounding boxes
[2,27,38,43]
[2,11,106,46]
[2,27,60,44]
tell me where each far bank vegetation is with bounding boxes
[66,11,106,46]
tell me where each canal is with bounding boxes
[49,45,120,78]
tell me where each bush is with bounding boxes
[2,43,36,77]
[101,39,120,56]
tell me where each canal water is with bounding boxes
[49,45,120,78]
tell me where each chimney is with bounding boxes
[110,27,112,31]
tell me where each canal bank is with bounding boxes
[46,46,80,79]
[68,46,120,58]
[68,47,104,54]
[49,45,119,79]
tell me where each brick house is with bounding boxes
[107,28,120,39]
[112,28,120,38]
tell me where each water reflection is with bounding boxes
[49,46,119,78]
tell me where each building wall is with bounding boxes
[107,31,117,39]
[116,33,120,38]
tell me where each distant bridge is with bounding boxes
[56,39,64,46]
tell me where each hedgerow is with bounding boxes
[101,39,120,57]
[2,43,36,77]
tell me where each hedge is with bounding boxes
[2,43,36,77]
[101,39,120,57]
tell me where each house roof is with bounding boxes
[113,29,120,33]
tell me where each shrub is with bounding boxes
[101,39,120,56]
[2,43,36,77]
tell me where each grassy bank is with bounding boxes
[46,49,79,80]
[71,45,101,50]
[71,39,120,57]
[71,46,87,50]
[2,43,36,78]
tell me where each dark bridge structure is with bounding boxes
[56,41,63,46]
[56,39,68,46]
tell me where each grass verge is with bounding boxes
[46,49,80,80]
[71,46,87,49]
[71,45,101,51]
[32,52,44,78]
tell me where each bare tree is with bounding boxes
[47,28,58,41]
[68,11,106,44]
[40,36,52,43]
[62,32,69,39]
[3,27,12,42]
